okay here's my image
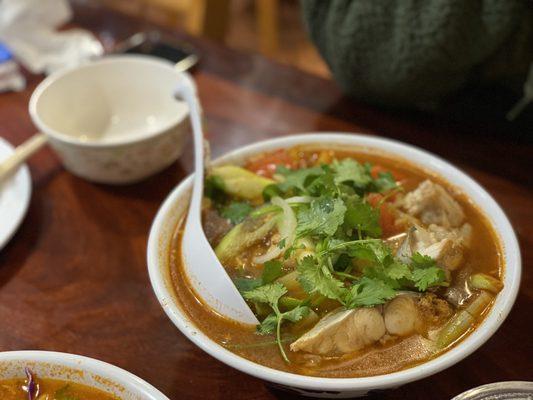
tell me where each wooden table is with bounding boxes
[0,4,531,399]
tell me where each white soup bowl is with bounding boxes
[147,133,521,398]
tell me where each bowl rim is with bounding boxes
[147,132,521,392]
[0,350,170,399]
[29,54,190,149]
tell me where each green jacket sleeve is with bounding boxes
[301,0,533,109]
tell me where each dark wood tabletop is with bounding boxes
[0,3,531,400]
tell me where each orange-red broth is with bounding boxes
[0,377,118,400]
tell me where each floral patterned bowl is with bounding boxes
[29,55,190,184]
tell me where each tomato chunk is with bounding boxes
[367,193,401,237]
[245,149,296,178]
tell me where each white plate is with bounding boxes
[0,137,31,250]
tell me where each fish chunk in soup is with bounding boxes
[169,146,503,377]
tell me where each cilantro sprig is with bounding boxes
[265,159,396,199]
[243,283,310,363]
[293,236,448,309]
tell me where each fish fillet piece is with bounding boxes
[401,180,464,228]
[290,307,385,356]
[396,225,466,270]
[384,296,423,336]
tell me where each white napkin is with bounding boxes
[0,0,103,75]
[0,59,25,92]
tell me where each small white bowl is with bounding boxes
[147,133,521,398]
[30,55,190,184]
[0,350,169,400]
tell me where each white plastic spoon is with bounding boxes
[174,76,259,325]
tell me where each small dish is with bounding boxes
[0,350,170,400]
[452,381,533,400]
[29,55,190,184]
[0,137,31,251]
[147,133,521,398]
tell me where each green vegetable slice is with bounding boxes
[215,215,277,263]
[210,165,275,200]
[469,273,503,294]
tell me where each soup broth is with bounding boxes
[0,375,118,400]
[169,146,503,377]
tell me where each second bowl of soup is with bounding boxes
[0,351,169,400]
[147,133,520,397]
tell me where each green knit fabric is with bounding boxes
[301,0,533,109]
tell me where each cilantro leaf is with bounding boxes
[412,267,447,291]
[257,313,278,334]
[411,253,437,269]
[234,260,283,295]
[243,282,287,305]
[343,197,382,238]
[345,240,391,264]
[305,169,338,197]
[332,159,398,195]
[220,201,253,224]
[386,261,412,280]
[372,171,398,192]
[282,305,310,322]
[262,260,283,284]
[234,277,262,294]
[332,159,373,190]
[344,277,397,308]
[296,197,346,237]
[410,253,447,291]
[275,166,324,194]
[333,253,351,271]
[297,256,346,301]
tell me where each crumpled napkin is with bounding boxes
[0,0,103,75]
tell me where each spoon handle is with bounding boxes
[175,75,259,325]
[175,77,204,221]
[0,133,47,182]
